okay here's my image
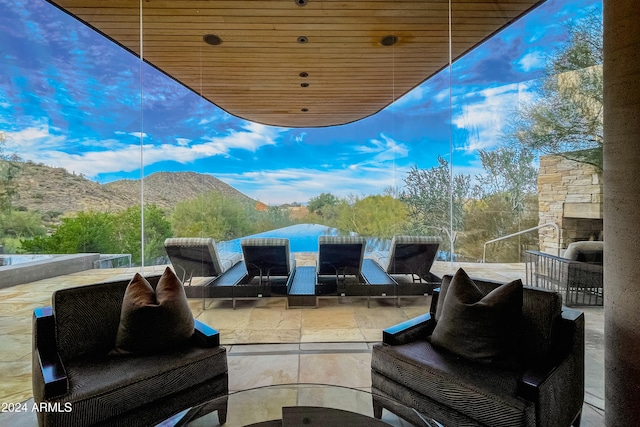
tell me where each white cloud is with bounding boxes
[351,133,409,170]
[294,132,306,143]
[215,166,410,205]
[4,120,287,178]
[518,51,546,72]
[451,80,538,153]
[128,131,147,139]
[4,124,67,152]
[388,85,427,110]
[433,87,451,104]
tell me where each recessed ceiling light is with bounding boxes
[203,34,222,46]
[380,35,398,46]
[301,108,309,112]
[297,36,308,44]
[299,72,309,78]
[295,0,308,6]
[301,83,309,88]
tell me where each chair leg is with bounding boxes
[218,406,228,425]
[372,396,384,419]
[572,410,582,427]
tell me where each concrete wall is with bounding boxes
[604,0,640,424]
[0,254,99,289]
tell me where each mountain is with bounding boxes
[10,161,255,217]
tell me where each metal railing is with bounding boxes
[482,223,560,263]
[93,254,132,269]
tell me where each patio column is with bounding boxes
[603,0,640,425]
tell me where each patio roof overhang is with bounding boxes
[46,0,544,128]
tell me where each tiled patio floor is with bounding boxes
[0,261,604,426]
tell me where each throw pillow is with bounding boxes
[430,268,523,364]
[113,267,195,354]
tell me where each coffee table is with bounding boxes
[157,383,441,427]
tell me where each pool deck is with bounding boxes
[0,259,604,426]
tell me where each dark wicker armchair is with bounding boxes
[371,274,584,427]
[32,275,228,427]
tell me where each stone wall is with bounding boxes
[537,155,603,254]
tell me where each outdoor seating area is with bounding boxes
[166,235,443,309]
[7,0,640,422]
[525,241,604,306]
[0,260,605,427]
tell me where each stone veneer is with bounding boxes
[537,154,603,255]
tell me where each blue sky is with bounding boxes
[0,0,602,205]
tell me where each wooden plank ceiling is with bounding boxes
[47,0,544,128]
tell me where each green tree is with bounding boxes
[113,204,173,264]
[308,193,339,218]
[474,146,537,216]
[0,209,46,239]
[459,194,538,262]
[21,211,118,254]
[0,134,20,214]
[171,191,254,240]
[253,206,296,233]
[335,195,408,239]
[402,157,472,253]
[506,10,603,169]
[455,145,539,262]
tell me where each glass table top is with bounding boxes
[158,383,441,427]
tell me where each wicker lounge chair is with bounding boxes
[368,235,442,296]
[164,237,242,284]
[164,237,245,308]
[315,235,366,296]
[241,238,296,295]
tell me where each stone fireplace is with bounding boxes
[537,154,603,255]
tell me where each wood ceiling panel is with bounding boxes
[47,0,544,127]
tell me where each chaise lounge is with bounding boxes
[164,237,246,309]
[241,237,296,295]
[164,237,242,285]
[315,235,366,296]
[368,235,442,296]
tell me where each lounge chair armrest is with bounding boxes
[33,307,68,398]
[382,313,435,346]
[517,308,584,427]
[193,319,221,347]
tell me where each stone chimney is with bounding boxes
[537,155,603,255]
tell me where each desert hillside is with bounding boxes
[10,161,255,216]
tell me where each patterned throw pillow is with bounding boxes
[113,267,194,354]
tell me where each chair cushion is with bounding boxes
[371,340,535,426]
[114,267,195,354]
[51,345,227,426]
[370,235,442,274]
[241,238,293,275]
[164,237,241,277]
[430,268,523,364]
[317,235,366,275]
[563,241,603,264]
